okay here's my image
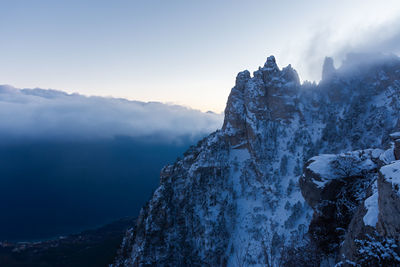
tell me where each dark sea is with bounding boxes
[0,136,194,241]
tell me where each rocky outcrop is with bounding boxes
[300,150,381,255]
[378,161,400,239]
[301,140,400,266]
[390,132,400,160]
[114,54,400,266]
[321,57,336,81]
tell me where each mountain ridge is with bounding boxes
[113,53,400,266]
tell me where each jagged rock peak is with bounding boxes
[263,55,279,71]
[234,70,251,88]
[321,56,336,81]
[222,55,301,142]
[281,64,301,85]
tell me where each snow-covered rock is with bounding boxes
[301,140,400,266]
[300,149,380,257]
[378,161,400,241]
[301,150,380,207]
[363,181,379,227]
[390,132,400,160]
[113,54,400,266]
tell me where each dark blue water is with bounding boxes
[0,136,194,241]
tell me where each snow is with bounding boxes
[360,158,375,170]
[307,154,337,188]
[379,147,396,164]
[307,154,336,177]
[390,132,400,139]
[312,179,327,189]
[363,181,379,227]
[380,160,400,192]
[371,148,384,159]
[307,150,379,189]
[356,236,400,263]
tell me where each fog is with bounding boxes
[300,17,400,82]
[0,85,223,143]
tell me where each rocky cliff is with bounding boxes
[300,133,400,266]
[113,53,400,266]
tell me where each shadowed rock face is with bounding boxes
[391,132,400,160]
[378,161,400,239]
[113,54,400,266]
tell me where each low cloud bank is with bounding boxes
[0,85,223,143]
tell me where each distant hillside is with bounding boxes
[0,217,136,267]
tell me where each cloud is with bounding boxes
[299,17,400,82]
[0,85,223,143]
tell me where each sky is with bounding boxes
[1,0,400,112]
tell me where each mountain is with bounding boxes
[112,53,400,266]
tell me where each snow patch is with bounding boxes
[390,132,400,139]
[380,160,400,193]
[371,148,384,159]
[307,154,337,188]
[363,181,379,227]
[379,147,396,164]
[307,154,336,177]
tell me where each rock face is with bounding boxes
[321,57,336,81]
[378,160,400,240]
[113,54,400,266]
[301,139,400,266]
[300,149,381,255]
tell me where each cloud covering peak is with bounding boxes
[0,85,223,143]
[299,16,400,82]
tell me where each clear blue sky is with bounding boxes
[1,0,400,112]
